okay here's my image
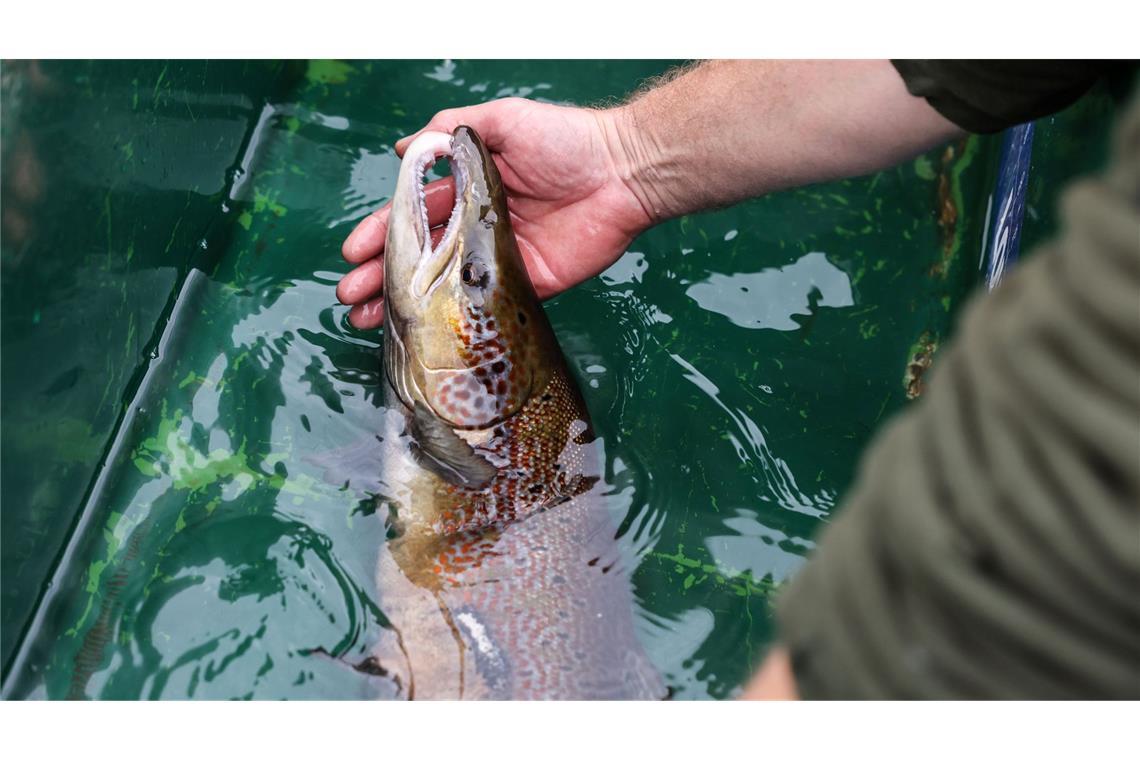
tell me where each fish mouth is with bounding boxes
[402,130,473,298]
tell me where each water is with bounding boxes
[1,60,1115,699]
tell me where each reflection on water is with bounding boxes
[2,60,991,700]
[686,251,854,331]
[669,352,832,520]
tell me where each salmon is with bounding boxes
[370,126,665,699]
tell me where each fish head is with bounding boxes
[383,125,555,429]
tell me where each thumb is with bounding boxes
[394,97,526,156]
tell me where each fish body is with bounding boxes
[373,126,664,699]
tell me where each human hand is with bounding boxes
[336,97,654,329]
[740,646,799,700]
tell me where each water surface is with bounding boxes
[1,60,1114,699]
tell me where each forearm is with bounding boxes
[600,60,964,222]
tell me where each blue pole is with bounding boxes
[985,122,1036,289]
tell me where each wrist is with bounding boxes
[594,103,684,227]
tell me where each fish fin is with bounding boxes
[304,435,387,496]
[408,401,497,488]
[302,646,406,699]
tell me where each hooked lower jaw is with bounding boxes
[401,131,470,298]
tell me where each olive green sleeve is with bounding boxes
[891,60,1117,134]
[775,94,1140,699]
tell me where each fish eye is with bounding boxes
[461,259,489,288]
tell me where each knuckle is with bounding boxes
[433,108,459,126]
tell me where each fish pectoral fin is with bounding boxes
[408,401,498,488]
[302,646,407,698]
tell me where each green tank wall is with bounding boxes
[1,60,303,671]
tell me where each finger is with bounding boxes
[517,236,560,300]
[422,177,457,227]
[342,206,389,264]
[395,98,524,156]
[337,258,383,305]
[348,297,385,329]
[337,218,450,306]
[342,177,456,266]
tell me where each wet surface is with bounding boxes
[0,60,1117,699]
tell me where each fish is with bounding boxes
[367,125,666,699]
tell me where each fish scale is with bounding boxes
[429,371,594,535]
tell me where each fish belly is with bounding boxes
[373,487,664,699]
